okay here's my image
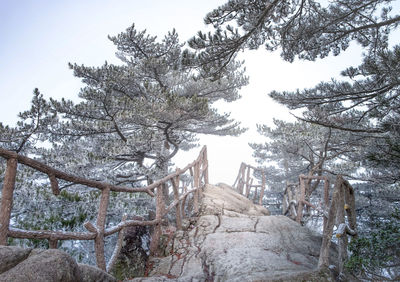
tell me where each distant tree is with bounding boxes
[249,119,361,190]
[0,88,57,153]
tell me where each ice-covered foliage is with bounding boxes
[50,25,247,182]
[190,0,399,76]
[0,23,247,265]
[346,208,400,280]
[191,0,400,182]
[250,119,361,186]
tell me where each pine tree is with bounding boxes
[190,0,400,181]
[49,24,248,184]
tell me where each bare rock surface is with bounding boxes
[0,245,115,282]
[127,184,336,281]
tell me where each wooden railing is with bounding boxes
[0,146,208,272]
[318,175,357,275]
[283,175,330,225]
[283,174,357,276]
[232,162,266,205]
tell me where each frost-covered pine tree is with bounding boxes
[50,24,247,185]
[250,119,361,190]
[190,0,400,182]
[0,24,248,263]
[190,0,399,75]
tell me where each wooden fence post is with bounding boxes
[150,185,164,256]
[94,186,110,271]
[318,177,340,267]
[343,181,357,237]
[296,176,306,223]
[245,166,251,196]
[49,239,58,249]
[259,171,266,205]
[239,164,245,195]
[181,186,188,219]
[335,177,347,274]
[193,163,200,214]
[171,175,182,230]
[0,158,18,245]
[323,178,330,232]
[203,147,209,185]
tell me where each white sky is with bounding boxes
[1,0,395,185]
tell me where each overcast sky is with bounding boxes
[1,0,388,185]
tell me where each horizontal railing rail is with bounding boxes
[0,146,209,272]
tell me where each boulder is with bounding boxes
[79,264,117,282]
[127,184,340,281]
[0,247,82,282]
[202,183,270,217]
[0,246,115,282]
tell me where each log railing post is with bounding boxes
[335,178,347,274]
[253,187,258,202]
[245,166,251,196]
[296,176,306,223]
[0,158,18,245]
[197,162,203,200]
[239,164,245,195]
[343,181,357,237]
[283,185,289,215]
[203,147,209,185]
[232,162,243,190]
[193,163,199,214]
[323,178,330,232]
[150,185,164,256]
[318,177,340,267]
[94,186,110,271]
[259,171,266,205]
[49,238,58,249]
[171,175,182,230]
[181,186,188,219]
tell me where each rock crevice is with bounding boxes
[130,183,337,281]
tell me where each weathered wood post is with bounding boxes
[335,177,348,274]
[150,185,164,256]
[259,171,266,205]
[171,174,182,230]
[197,162,203,200]
[0,158,18,245]
[203,147,209,185]
[49,238,58,249]
[181,186,188,219]
[94,186,110,271]
[296,175,306,223]
[323,177,330,232]
[239,164,246,195]
[245,166,251,196]
[318,177,341,267]
[343,180,357,237]
[193,163,200,213]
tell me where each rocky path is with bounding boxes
[130,184,335,281]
